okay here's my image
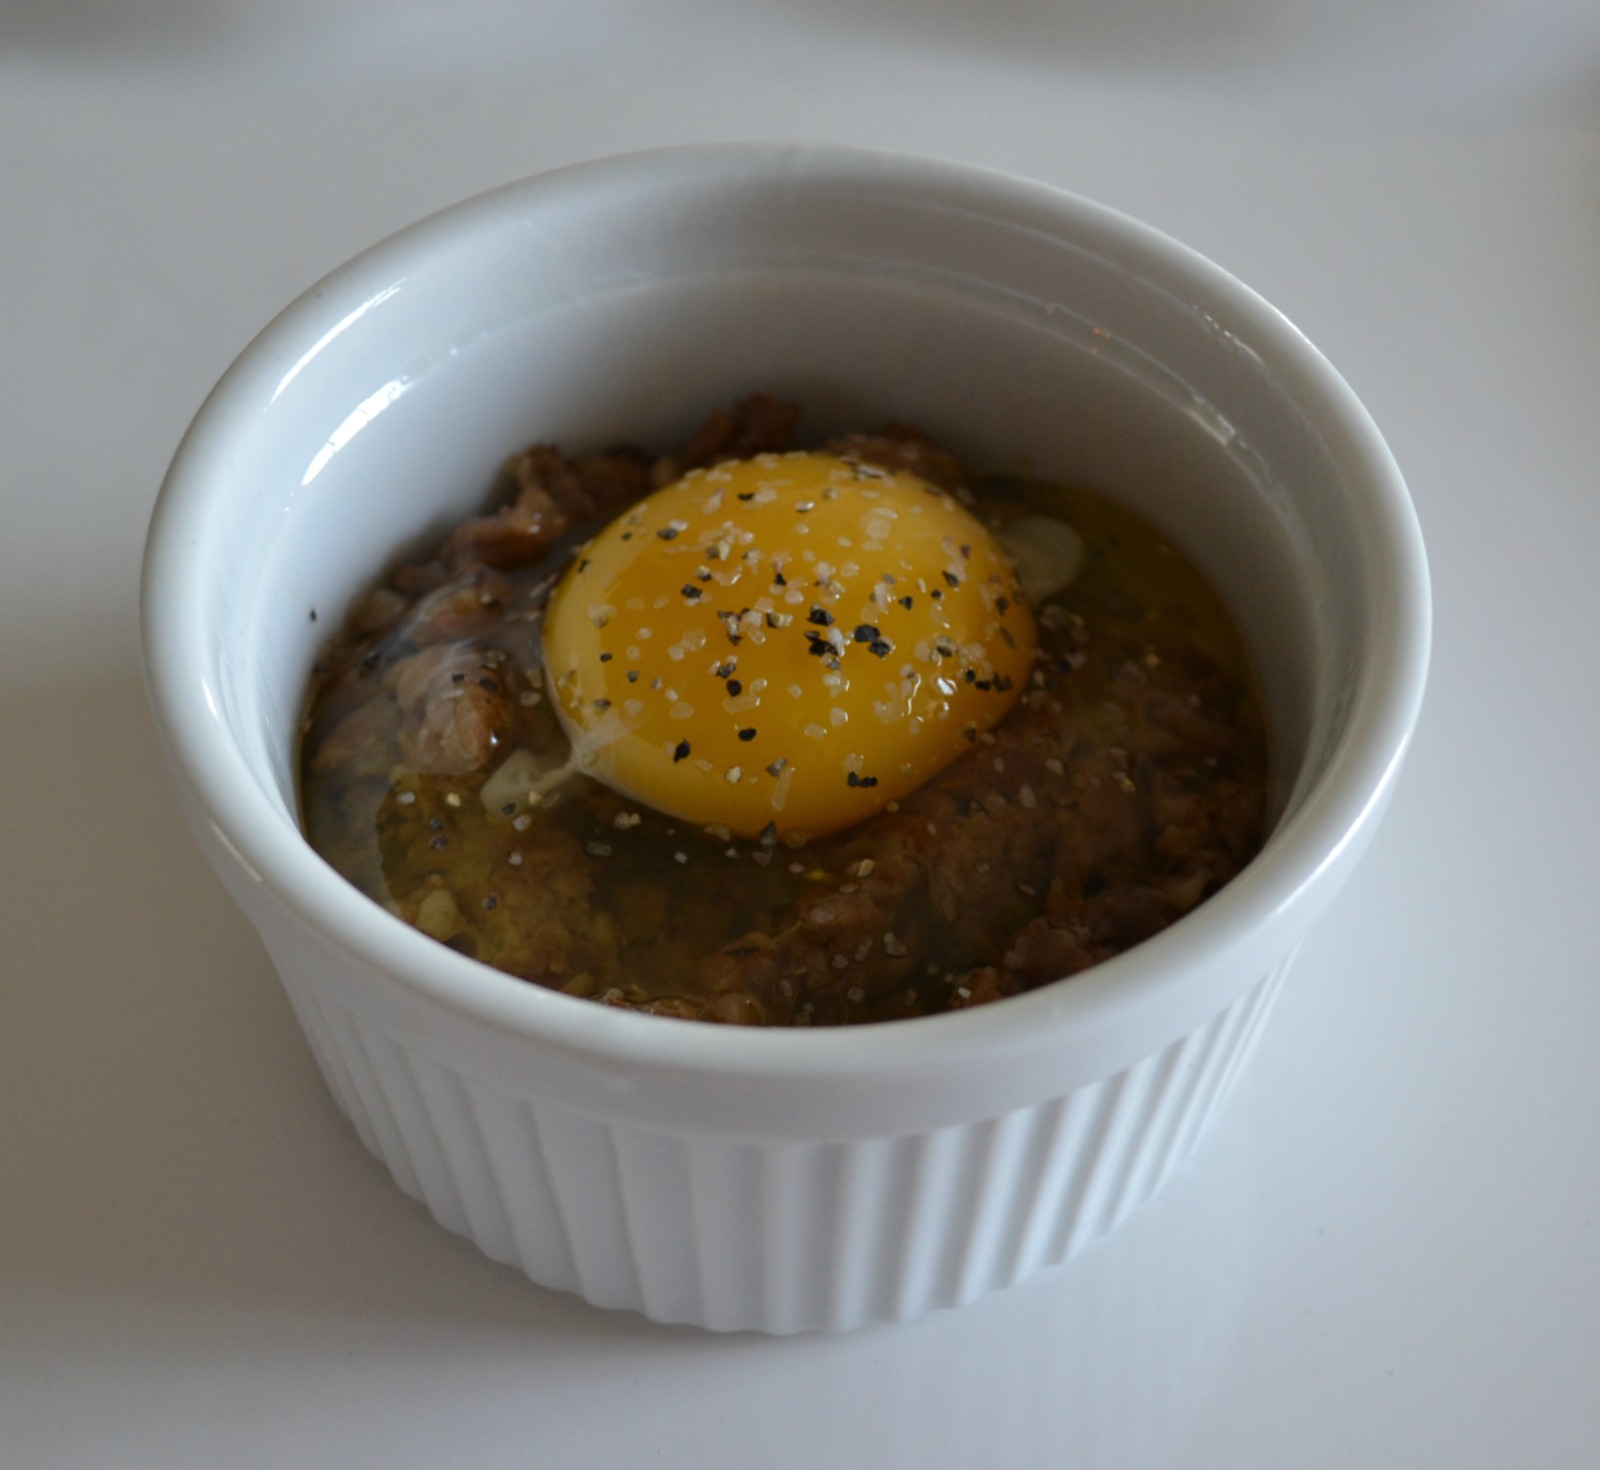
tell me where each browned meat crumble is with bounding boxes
[300,396,1267,1025]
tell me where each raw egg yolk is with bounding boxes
[542,452,1036,838]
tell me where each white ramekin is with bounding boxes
[141,145,1429,1333]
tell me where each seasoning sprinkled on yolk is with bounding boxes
[541,452,1037,837]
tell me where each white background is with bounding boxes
[5,2,1600,1464]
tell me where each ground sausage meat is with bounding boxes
[300,396,1268,1025]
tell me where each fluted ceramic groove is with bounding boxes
[1036,1085,1105,1271]
[996,1096,1075,1288]
[876,1129,939,1323]
[680,1140,721,1330]
[686,1138,765,1333]
[825,1137,893,1331]
[1196,977,1269,1144]
[609,1124,698,1325]
[983,1105,1054,1294]
[1163,986,1252,1172]
[756,1143,809,1335]
[1203,951,1291,1130]
[521,1097,599,1298]
[826,1136,873,1331]
[371,1029,456,1221]
[949,1114,1020,1308]
[791,1142,842,1334]
[1190,975,1258,1143]
[323,1007,423,1199]
[353,1023,448,1215]
[1178,954,1287,1165]
[1049,1072,1130,1263]
[544,1110,643,1312]
[1109,993,1243,1233]
[1077,1065,1147,1250]
[1099,1041,1188,1236]
[410,1053,517,1258]
[357,1027,465,1234]
[475,1090,582,1293]
[291,985,374,1155]
[993,1108,1058,1296]
[276,975,359,1134]
[1128,1018,1216,1206]
[787,1142,847,1332]
[430,1076,518,1269]
[921,1124,988,1314]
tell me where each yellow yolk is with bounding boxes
[541,452,1037,838]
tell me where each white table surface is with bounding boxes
[5,2,1599,1464]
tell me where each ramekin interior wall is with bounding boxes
[220,167,1358,834]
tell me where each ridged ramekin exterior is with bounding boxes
[271,940,1292,1333]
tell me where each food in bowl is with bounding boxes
[143,146,1429,1330]
[300,395,1269,1024]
